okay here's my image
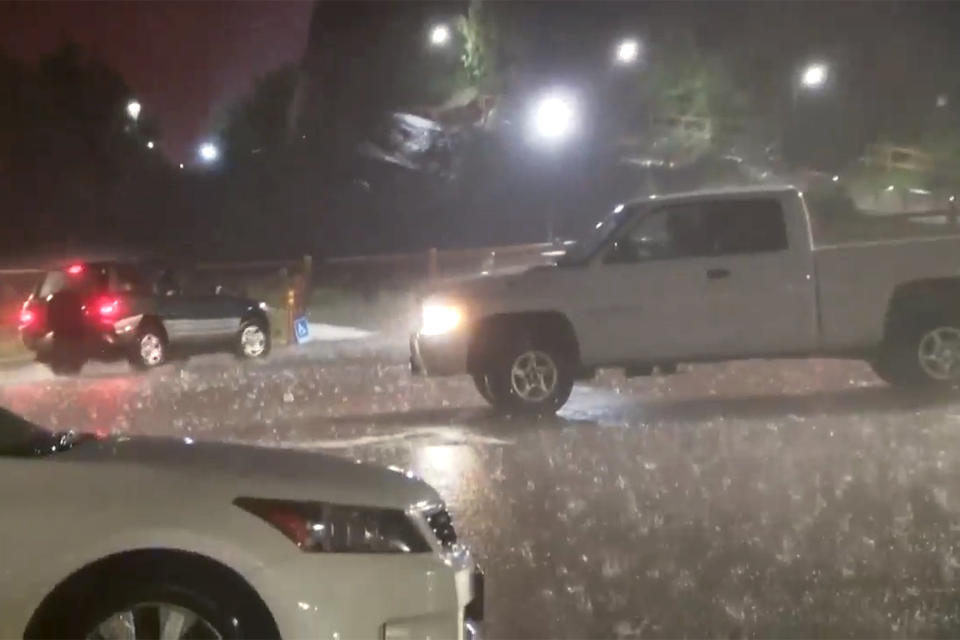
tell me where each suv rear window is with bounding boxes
[35,264,109,298]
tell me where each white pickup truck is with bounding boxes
[410,185,960,413]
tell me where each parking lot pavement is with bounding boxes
[4,348,960,637]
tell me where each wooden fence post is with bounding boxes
[427,247,438,280]
[286,286,296,346]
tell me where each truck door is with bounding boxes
[692,196,818,357]
[583,196,817,362]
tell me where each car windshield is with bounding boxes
[556,204,633,266]
[5,2,960,637]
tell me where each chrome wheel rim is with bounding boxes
[510,350,558,402]
[139,334,164,366]
[241,325,266,357]
[87,602,222,639]
[918,326,960,380]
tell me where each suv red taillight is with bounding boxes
[18,299,42,330]
[98,298,119,317]
[88,296,121,323]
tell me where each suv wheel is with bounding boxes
[237,320,270,359]
[47,345,85,375]
[483,335,574,414]
[875,314,960,389]
[131,327,167,370]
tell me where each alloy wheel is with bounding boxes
[86,602,222,640]
[509,350,558,402]
[240,325,266,357]
[139,334,164,366]
[917,326,960,380]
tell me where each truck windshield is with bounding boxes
[557,204,633,266]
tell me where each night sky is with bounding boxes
[0,0,313,162]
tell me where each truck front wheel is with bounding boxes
[480,336,574,415]
[875,315,960,389]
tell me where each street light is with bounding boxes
[615,38,640,65]
[529,91,578,144]
[429,24,450,47]
[126,100,141,121]
[800,63,828,89]
[146,140,155,150]
[198,141,219,163]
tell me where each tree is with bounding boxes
[0,42,176,253]
[216,65,300,163]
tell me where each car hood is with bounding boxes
[56,435,440,511]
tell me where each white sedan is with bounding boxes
[0,407,483,639]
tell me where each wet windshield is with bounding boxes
[0,406,57,456]
[556,204,633,266]
[5,1,960,637]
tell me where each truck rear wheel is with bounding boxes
[875,314,960,389]
[481,334,574,415]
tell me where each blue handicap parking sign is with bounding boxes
[294,316,310,344]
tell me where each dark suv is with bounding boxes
[18,260,271,373]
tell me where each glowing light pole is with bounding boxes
[429,24,450,47]
[614,38,640,65]
[528,90,579,240]
[198,141,219,164]
[126,100,141,121]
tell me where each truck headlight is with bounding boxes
[235,497,431,553]
[421,303,463,336]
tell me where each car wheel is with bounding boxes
[47,345,84,375]
[130,326,167,370]
[875,314,960,389]
[36,575,274,639]
[237,319,270,359]
[484,334,574,415]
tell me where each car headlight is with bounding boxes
[421,302,463,336]
[234,497,431,553]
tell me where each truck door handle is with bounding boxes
[706,267,730,280]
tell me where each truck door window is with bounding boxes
[605,198,787,264]
[706,198,788,255]
[605,204,709,263]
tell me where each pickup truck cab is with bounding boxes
[411,185,960,413]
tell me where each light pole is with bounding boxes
[198,141,219,164]
[614,38,640,66]
[429,24,450,47]
[783,61,829,161]
[800,63,828,91]
[529,91,578,144]
[528,90,579,240]
[126,100,141,122]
